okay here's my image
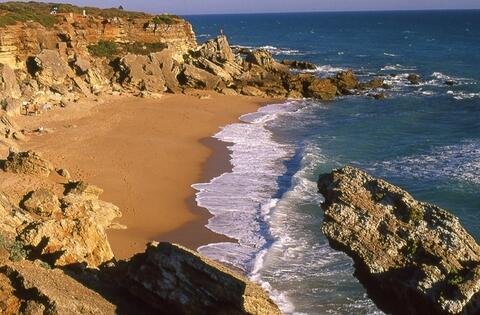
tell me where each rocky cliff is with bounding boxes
[318,166,480,315]
[0,2,386,121]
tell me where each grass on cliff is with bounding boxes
[88,40,167,58]
[0,2,57,28]
[0,2,158,28]
[151,14,181,25]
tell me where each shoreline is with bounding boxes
[16,92,277,259]
[158,137,237,248]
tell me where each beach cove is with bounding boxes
[16,93,273,258]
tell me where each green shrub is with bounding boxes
[152,14,180,25]
[408,205,424,223]
[88,40,119,58]
[0,2,153,28]
[0,3,57,28]
[446,269,463,286]
[9,240,28,262]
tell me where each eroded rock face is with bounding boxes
[318,166,480,315]
[0,260,116,314]
[0,64,21,99]
[2,150,52,177]
[118,54,166,93]
[196,35,236,63]
[22,188,61,217]
[18,184,121,268]
[32,50,71,87]
[124,242,281,315]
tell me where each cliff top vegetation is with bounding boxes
[0,2,181,28]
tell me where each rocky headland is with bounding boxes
[318,166,480,315]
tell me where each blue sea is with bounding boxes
[188,11,480,314]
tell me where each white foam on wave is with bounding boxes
[375,140,480,185]
[232,44,305,56]
[383,52,398,57]
[192,102,302,272]
[381,64,417,71]
[254,141,383,314]
[193,101,306,311]
[259,45,304,56]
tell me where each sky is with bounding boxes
[23,0,480,15]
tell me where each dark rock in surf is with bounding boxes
[318,166,480,315]
[281,60,317,70]
[407,73,421,85]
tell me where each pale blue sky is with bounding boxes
[27,0,480,15]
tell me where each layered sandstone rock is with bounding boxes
[318,166,480,315]
[123,242,281,315]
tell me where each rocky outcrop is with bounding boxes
[123,242,281,315]
[0,260,117,314]
[118,54,166,94]
[281,59,317,70]
[333,70,359,94]
[408,73,421,85]
[2,150,52,177]
[21,188,62,217]
[19,182,121,268]
[318,166,480,315]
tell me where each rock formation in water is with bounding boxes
[318,166,480,315]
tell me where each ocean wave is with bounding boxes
[381,64,417,71]
[383,52,399,57]
[254,141,383,314]
[194,101,303,311]
[448,91,480,100]
[374,140,480,185]
[259,45,304,56]
[232,44,305,56]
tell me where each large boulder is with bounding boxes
[305,77,338,100]
[21,188,62,217]
[32,50,70,86]
[151,49,182,93]
[318,166,480,315]
[118,54,166,93]
[245,49,288,73]
[2,150,53,177]
[124,242,281,315]
[333,70,359,93]
[178,64,221,90]
[196,35,236,63]
[18,182,121,268]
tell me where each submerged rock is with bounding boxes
[318,166,480,315]
[124,242,281,315]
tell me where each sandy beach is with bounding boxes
[17,92,274,258]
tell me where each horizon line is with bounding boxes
[180,8,480,17]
